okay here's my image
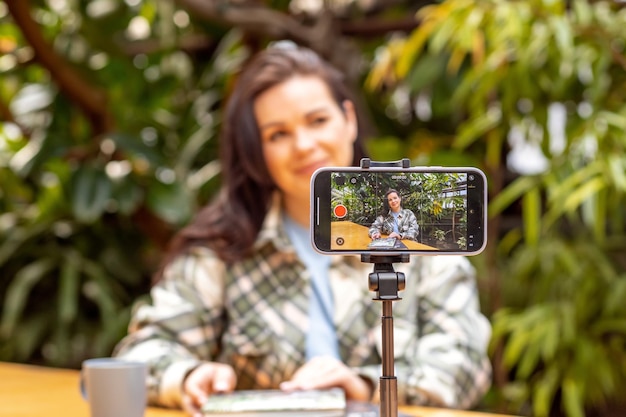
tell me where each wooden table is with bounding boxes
[0,361,516,417]
[331,221,437,251]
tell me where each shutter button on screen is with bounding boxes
[333,204,347,218]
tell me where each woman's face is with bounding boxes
[254,75,357,205]
[387,192,402,212]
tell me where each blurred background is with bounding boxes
[1,0,625,416]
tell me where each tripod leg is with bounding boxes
[379,300,398,417]
[380,377,398,417]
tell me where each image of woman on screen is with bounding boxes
[112,44,492,417]
[368,189,419,241]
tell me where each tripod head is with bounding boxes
[361,254,408,300]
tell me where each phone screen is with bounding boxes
[311,167,487,255]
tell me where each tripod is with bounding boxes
[362,253,408,417]
[360,157,412,417]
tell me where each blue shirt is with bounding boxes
[391,211,400,234]
[283,214,339,360]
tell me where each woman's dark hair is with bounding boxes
[158,45,367,275]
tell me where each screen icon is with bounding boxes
[333,204,347,218]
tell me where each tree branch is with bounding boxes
[339,16,419,37]
[174,0,364,82]
[5,0,112,135]
[0,98,14,124]
[121,33,216,56]
[174,0,319,43]
[357,0,432,17]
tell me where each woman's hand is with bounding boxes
[388,232,401,239]
[371,231,381,239]
[280,356,373,402]
[182,362,237,417]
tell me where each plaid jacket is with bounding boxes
[368,209,419,241]
[113,201,491,410]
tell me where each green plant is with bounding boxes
[366,0,626,415]
[432,228,447,241]
[0,2,246,367]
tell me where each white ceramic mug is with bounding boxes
[81,357,148,417]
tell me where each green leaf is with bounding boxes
[560,303,577,346]
[573,0,592,26]
[7,314,52,362]
[489,175,540,217]
[503,327,530,369]
[516,331,541,379]
[607,154,626,191]
[81,261,121,333]
[58,252,81,324]
[146,179,193,225]
[397,14,435,77]
[555,244,581,277]
[599,110,626,131]
[176,124,216,176]
[545,176,606,229]
[71,165,113,223]
[0,258,57,337]
[496,228,523,256]
[602,279,626,316]
[562,377,585,417]
[540,316,560,363]
[453,107,502,149]
[591,319,626,336]
[406,54,447,92]
[548,15,573,59]
[522,188,541,245]
[111,177,144,215]
[546,161,602,205]
[108,132,165,166]
[589,188,606,243]
[533,365,560,417]
[0,222,52,267]
[563,177,606,213]
[429,11,461,55]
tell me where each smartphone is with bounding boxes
[311,166,487,256]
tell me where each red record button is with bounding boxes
[334,204,347,218]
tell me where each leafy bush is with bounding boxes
[367,0,626,415]
[0,3,247,366]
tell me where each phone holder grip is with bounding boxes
[360,158,411,169]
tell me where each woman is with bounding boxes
[113,44,492,417]
[369,188,419,241]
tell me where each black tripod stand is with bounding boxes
[362,253,408,417]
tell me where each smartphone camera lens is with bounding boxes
[336,237,345,246]
[334,175,346,186]
[469,174,475,181]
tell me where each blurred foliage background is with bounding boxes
[1,0,625,416]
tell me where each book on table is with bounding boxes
[201,388,346,416]
[367,237,408,250]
